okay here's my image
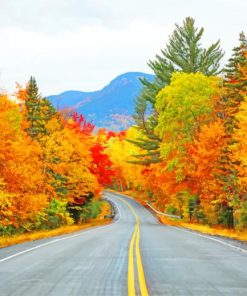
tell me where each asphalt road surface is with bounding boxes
[0,191,247,296]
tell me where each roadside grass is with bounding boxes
[108,189,247,243]
[158,215,247,242]
[0,200,112,249]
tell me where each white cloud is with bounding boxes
[0,0,246,95]
[0,21,169,95]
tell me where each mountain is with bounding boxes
[48,72,154,130]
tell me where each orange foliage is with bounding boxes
[0,95,49,227]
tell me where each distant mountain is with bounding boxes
[48,72,155,130]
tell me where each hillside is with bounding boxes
[48,72,154,130]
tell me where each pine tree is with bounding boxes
[224,32,247,132]
[217,32,247,228]
[131,17,224,164]
[25,76,56,140]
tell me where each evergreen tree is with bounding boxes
[217,32,247,227]
[131,17,224,164]
[25,76,56,140]
[224,31,247,132]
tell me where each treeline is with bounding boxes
[0,78,116,235]
[107,18,247,230]
[1,17,246,235]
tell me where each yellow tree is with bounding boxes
[106,128,145,191]
[0,95,49,229]
[42,116,98,203]
[231,96,247,228]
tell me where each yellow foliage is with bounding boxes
[106,127,145,190]
[231,96,247,191]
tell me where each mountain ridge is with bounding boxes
[48,72,155,130]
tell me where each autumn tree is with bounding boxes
[187,120,227,224]
[217,33,247,227]
[0,95,49,231]
[106,128,145,191]
[155,72,220,179]
[230,96,247,228]
[132,17,224,164]
[40,113,98,223]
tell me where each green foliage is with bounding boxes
[155,72,219,176]
[161,17,223,75]
[239,202,247,229]
[0,225,18,236]
[218,32,247,227]
[48,170,68,199]
[86,201,101,219]
[217,205,234,228]
[156,72,218,140]
[25,76,56,140]
[132,17,224,164]
[224,32,247,132]
[41,199,73,229]
[67,200,100,224]
[166,204,178,215]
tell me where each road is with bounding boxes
[0,191,247,296]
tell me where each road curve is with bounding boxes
[0,191,247,296]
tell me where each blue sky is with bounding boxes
[0,0,246,95]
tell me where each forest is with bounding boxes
[0,17,246,237]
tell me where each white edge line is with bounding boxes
[173,226,247,254]
[106,191,157,223]
[105,192,247,255]
[0,195,121,264]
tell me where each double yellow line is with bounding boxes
[118,197,149,296]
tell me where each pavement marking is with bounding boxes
[115,195,149,296]
[0,210,119,264]
[107,191,247,256]
[128,224,138,296]
[173,227,247,254]
[136,225,149,296]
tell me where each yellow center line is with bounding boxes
[128,224,138,296]
[115,196,149,296]
[135,225,149,296]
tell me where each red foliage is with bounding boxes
[90,142,115,185]
[71,112,95,135]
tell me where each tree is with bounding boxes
[0,95,49,229]
[224,32,247,132]
[155,72,220,179]
[132,17,224,164]
[218,33,247,227]
[152,73,224,223]
[90,142,115,186]
[23,76,56,140]
[105,128,145,191]
[230,96,247,228]
[187,120,227,225]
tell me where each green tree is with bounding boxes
[132,17,224,164]
[224,32,247,132]
[155,72,220,179]
[217,32,247,228]
[25,76,56,140]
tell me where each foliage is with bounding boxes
[1,19,247,237]
[0,81,114,236]
[132,17,224,164]
[107,28,246,231]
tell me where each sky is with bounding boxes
[0,0,246,96]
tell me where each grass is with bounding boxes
[158,215,247,242]
[0,200,112,249]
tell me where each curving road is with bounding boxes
[0,191,247,296]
